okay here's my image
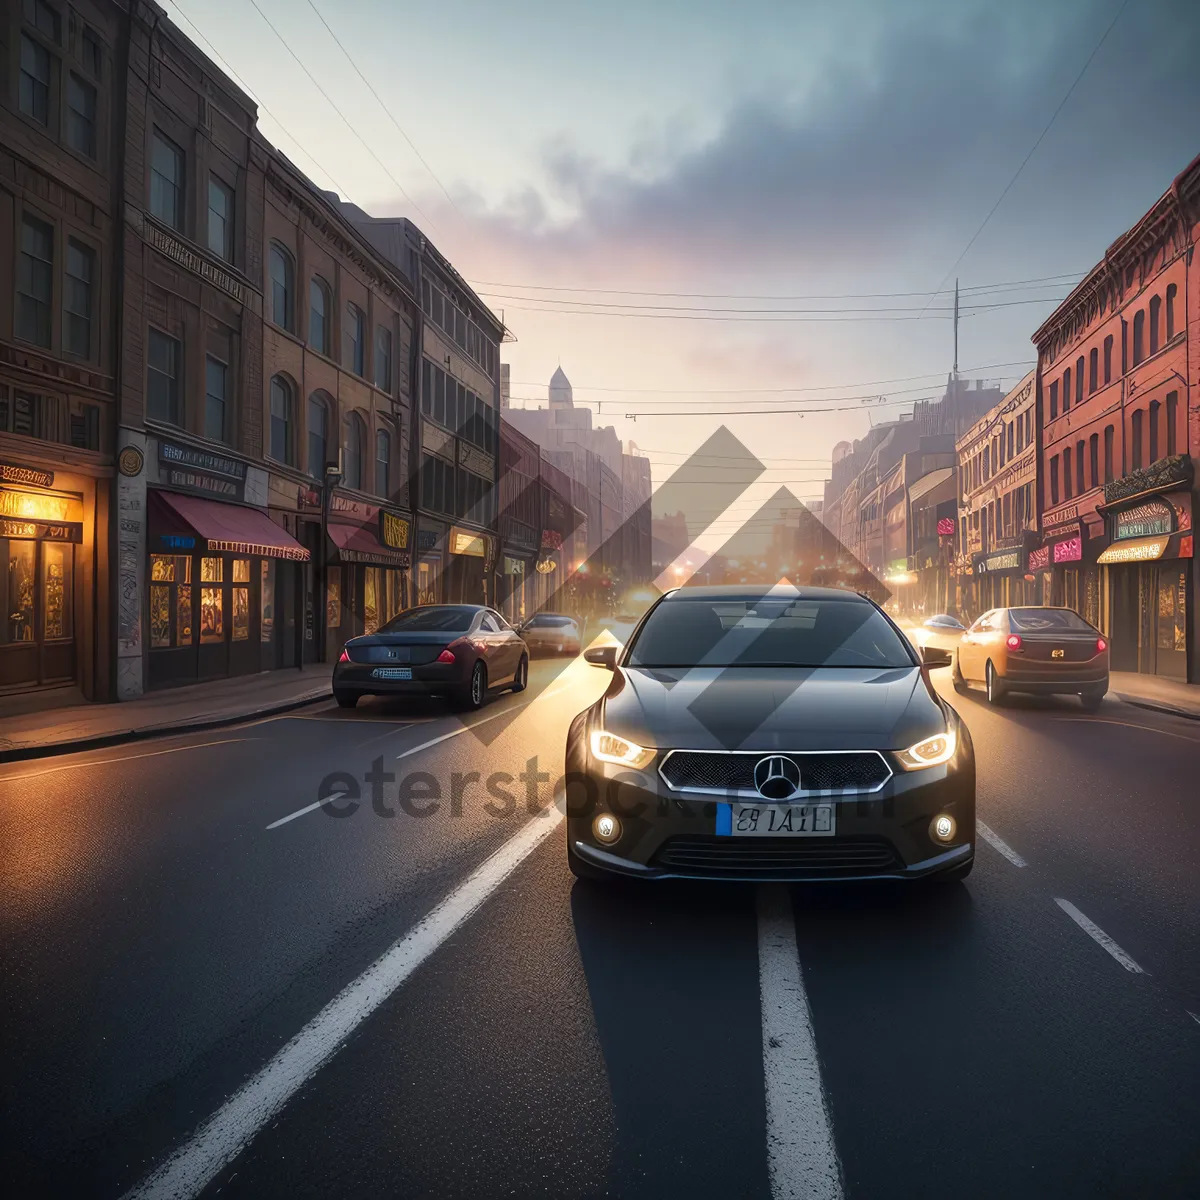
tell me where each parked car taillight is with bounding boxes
[1005,634,1022,650]
[437,648,456,664]
[1096,636,1108,653]
[338,649,350,663]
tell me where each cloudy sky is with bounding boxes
[166,0,1199,521]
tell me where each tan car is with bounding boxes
[519,613,582,656]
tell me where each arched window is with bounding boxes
[1166,283,1177,340]
[1149,399,1161,464]
[1089,433,1099,488]
[269,375,295,465]
[982,444,990,478]
[1132,310,1145,365]
[1149,295,1161,355]
[1063,445,1073,499]
[344,411,366,490]
[1131,409,1143,470]
[1103,335,1113,384]
[308,391,331,479]
[1103,425,1114,483]
[269,243,294,331]
[1166,392,1178,457]
[1088,348,1098,393]
[375,428,391,497]
[1062,366,1071,412]
[344,303,365,377]
[1075,356,1084,405]
[310,277,331,355]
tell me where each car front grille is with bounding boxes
[653,835,901,877]
[659,750,891,795]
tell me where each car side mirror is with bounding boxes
[584,645,618,670]
[921,645,952,668]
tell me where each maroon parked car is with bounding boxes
[333,605,528,710]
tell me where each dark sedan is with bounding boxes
[333,605,528,710]
[564,585,975,883]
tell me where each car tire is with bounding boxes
[952,654,968,693]
[567,836,611,882]
[334,690,359,709]
[511,655,529,693]
[457,661,487,711]
[1079,688,1105,711]
[936,856,974,882]
[985,660,1006,705]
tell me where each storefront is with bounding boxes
[1041,504,1103,628]
[971,547,1028,610]
[498,551,534,624]
[444,524,496,606]
[415,524,444,605]
[1098,489,1192,680]
[0,464,89,694]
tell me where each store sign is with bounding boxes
[422,420,455,462]
[504,556,525,575]
[536,557,557,574]
[0,488,71,521]
[450,527,486,557]
[541,529,562,550]
[160,534,196,550]
[937,517,956,537]
[0,462,54,488]
[160,442,246,501]
[1043,503,1079,529]
[144,218,246,303]
[458,442,493,479]
[417,530,439,552]
[160,441,247,481]
[1097,536,1168,564]
[1114,500,1173,541]
[379,510,411,550]
[1052,536,1082,564]
[1027,545,1050,572]
[0,517,81,542]
[984,551,1021,572]
[165,468,241,498]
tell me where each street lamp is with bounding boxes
[318,461,343,663]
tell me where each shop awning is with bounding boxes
[327,519,409,566]
[154,491,309,560]
[1097,535,1170,564]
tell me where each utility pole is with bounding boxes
[953,278,960,381]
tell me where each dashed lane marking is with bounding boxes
[976,821,1027,867]
[757,884,843,1200]
[1055,898,1147,975]
[265,792,348,831]
[125,804,565,1200]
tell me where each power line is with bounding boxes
[919,0,1130,314]
[303,0,461,216]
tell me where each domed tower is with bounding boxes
[549,366,573,409]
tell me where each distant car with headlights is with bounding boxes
[595,612,644,643]
[913,613,967,654]
[952,606,1109,708]
[519,613,582,656]
[333,605,528,710]
[565,585,975,883]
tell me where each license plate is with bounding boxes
[717,802,836,837]
[1052,648,1064,659]
[372,667,412,680]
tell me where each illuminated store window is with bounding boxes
[200,557,223,643]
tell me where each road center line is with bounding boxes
[265,792,347,831]
[125,804,565,1200]
[757,884,843,1200]
[976,821,1027,867]
[1054,898,1147,974]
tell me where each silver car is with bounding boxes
[519,613,582,656]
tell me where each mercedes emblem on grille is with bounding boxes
[754,755,801,800]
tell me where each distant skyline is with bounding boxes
[165,0,1200,521]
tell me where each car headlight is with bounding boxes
[895,730,957,771]
[589,729,656,769]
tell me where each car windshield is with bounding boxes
[378,606,477,633]
[527,615,574,627]
[626,597,915,668]
[1008,608,1096,633]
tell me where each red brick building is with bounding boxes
[1033,154,1199,682]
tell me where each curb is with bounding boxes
[1113,693,1200,723]
[0,689,332,764]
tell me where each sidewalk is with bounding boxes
[0,665,333,762]
[1109,671,1200,720]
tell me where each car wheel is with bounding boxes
[567,835,611,882]
[1079,687,1105,711]
[511,655,529,693]
[952,653,968,693]
[457,661,487,711]
[334,690,359,709]
[936,856,974,882]
[985,660,1006,705]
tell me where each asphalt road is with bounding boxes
[3,657,1199,1199]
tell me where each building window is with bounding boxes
[1166,392,1178,458]
[19,35,52,125]
[1062,366,1071,413]
[81,26,102,77]
[1149,399,1160,464]
[205,356,227,443]
[26,0,62,40]
[147,328,181,426]
[269,243,294,331]
[1149,295,1161,356]
[345,303,365,376]
[1049,379,1058,419]
[269,375,294,464]
[63,239,93,358]
[1131,409,1143,470]
[1007,422,1014,460]
[1050,456,1059,506]
[1165,284,1177,340]
[1063,445,1073,500]
[150,131,184,230]
[232,558,250,641]
[1103,425,1114,484]
[375,429,391,498]
[1088,348,1098,394]
[1132,310,1145,366]
[66,73,96,156]
[309,277,330,354]
[1089,433,1099,489]
[200,557,224,644]
[1076,439,1085,491]
[149,554,193,648]
[1103,334,1113,384]
[17,215,54,348]
[1075,357,1084,405]
[375,326,392,392]
[1121,320,1128,374]
[207,177,234,261]
[344,411,365,490]
[308,393,330,479]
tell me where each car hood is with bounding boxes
[600,665,943,752]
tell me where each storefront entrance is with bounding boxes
[1108,562,1188,680]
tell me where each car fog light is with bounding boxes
[593,813,622,844]
[931,813,956,843]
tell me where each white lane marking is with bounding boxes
[1051,717,1200,744]
[757,884,843,1200]
[1188,1011,1200,1027]
[976,821,1027,867]
[0,738,251,785]
[265,792,347,831]
[1055,899,1147,975]
[125,804,565,1200]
